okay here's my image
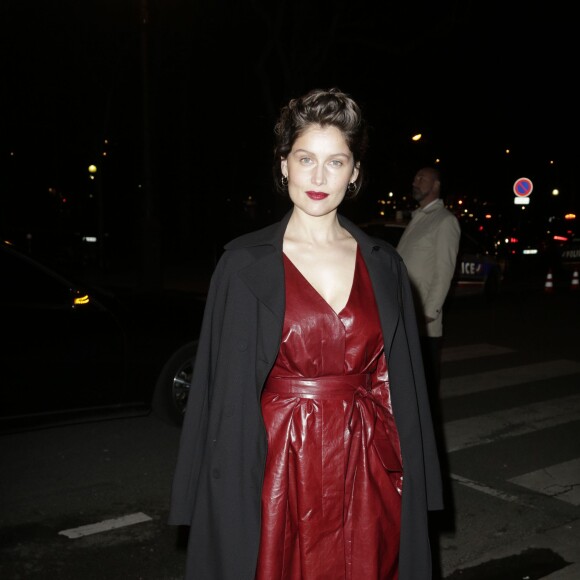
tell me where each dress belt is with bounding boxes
[264,374,372,399]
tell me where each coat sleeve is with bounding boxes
[424,213,460,321]
[168,257,227,526]
[398,257,445,511]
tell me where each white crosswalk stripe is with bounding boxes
[439,344,580,579]
[441,343,515,362]
[508,458,580,507]
[440,359,580,398]
[444,393,580,452]
[441,346,580,458]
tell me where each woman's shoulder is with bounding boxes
[341,218,402,261]
[209,220,284,278]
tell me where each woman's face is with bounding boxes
[281,124,359,218]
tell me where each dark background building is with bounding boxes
[1,1,576,286]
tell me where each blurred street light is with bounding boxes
[88,163,104,268]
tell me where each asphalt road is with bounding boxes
[1,279,579,579]
[434,286,580,579]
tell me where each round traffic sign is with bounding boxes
[513,177,533,197]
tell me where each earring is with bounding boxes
[347,182,356,193]
[281,175,288,187]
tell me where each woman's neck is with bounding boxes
[285,209,347,246]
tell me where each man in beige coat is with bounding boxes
[396,166,460,397]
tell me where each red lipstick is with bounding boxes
[306,191,329,200]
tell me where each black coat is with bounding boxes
[169,212,443,579]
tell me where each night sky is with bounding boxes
[1,1,576,269]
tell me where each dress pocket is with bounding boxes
[372,434,402,473]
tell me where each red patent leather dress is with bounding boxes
[256,247,403,580]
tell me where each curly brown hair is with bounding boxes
[272,88,369,199]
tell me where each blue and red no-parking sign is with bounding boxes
[513,177,533,197]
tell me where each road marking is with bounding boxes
[450,473,536,508]
[442,343,515,362]
[440,360,580,398]
[444,393,580,452]
[58,512,152,539]
[508,458,580,506]
[440,347,580,569]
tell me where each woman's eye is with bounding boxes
[299,157,313,165]
[330,159,343,167]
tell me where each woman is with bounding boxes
[169,88,443,579]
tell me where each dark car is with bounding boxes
[550,234,580,291]
[0,240,204,432]
[559,237,580,271]
[358,220,504,300]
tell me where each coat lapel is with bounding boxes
[234,211,291,324]
[238,252,285,322]
[339,216,402,355]
[234,212,402,361]
[362,248,401,356]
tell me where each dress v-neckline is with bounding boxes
[283,247,359,317]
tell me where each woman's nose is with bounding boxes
[311,165,326,185]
